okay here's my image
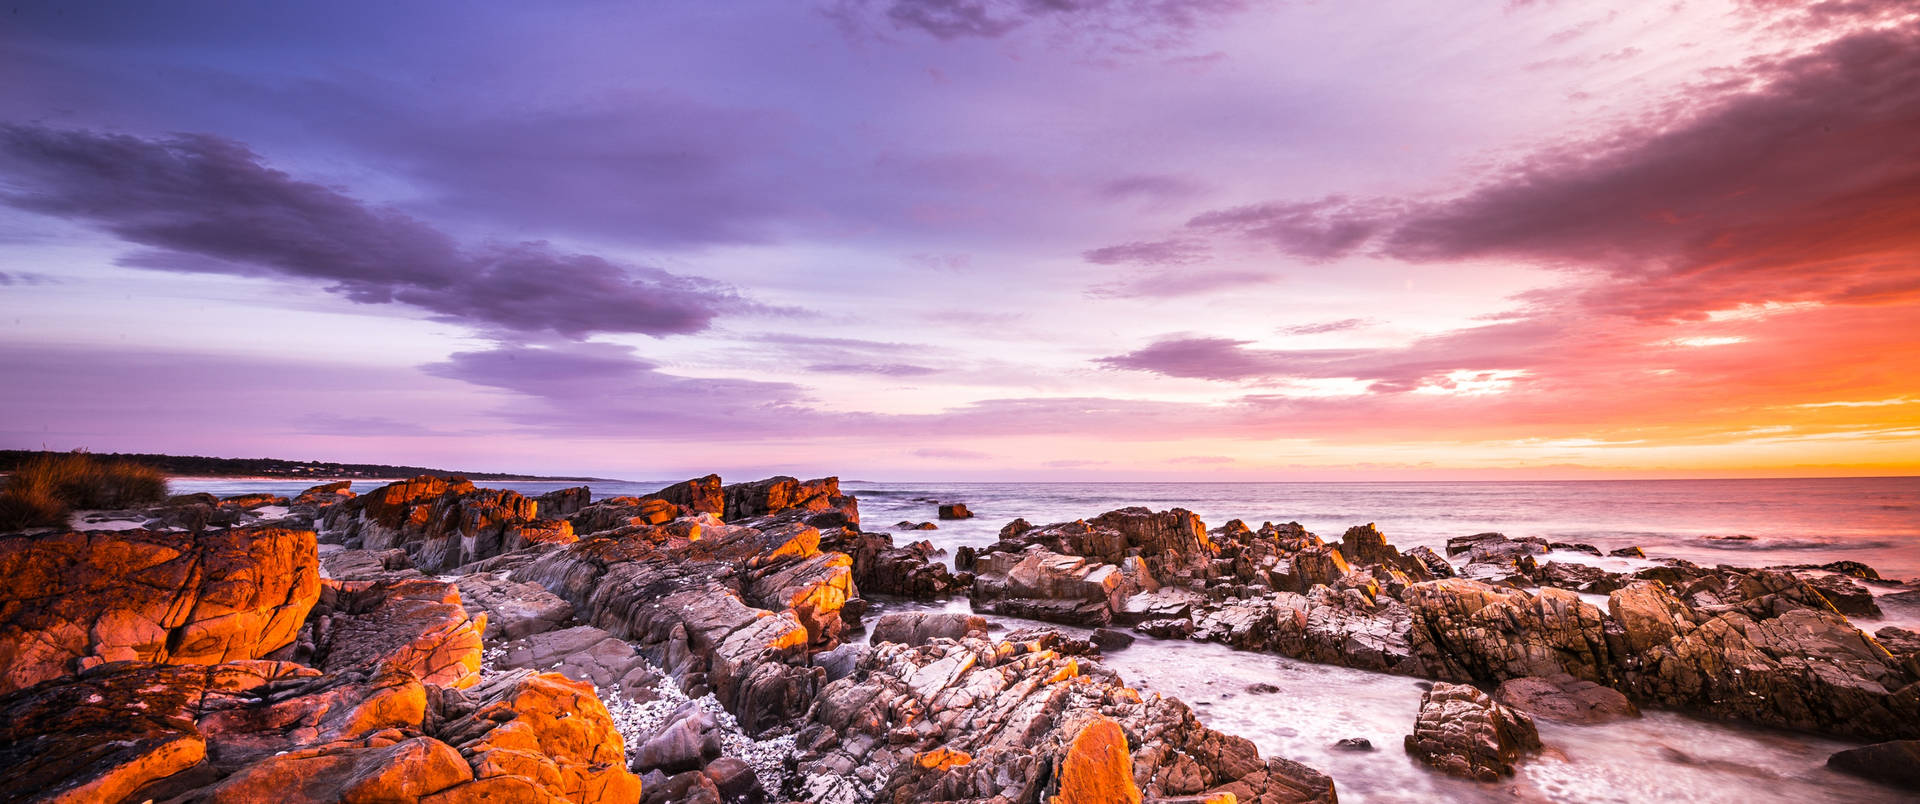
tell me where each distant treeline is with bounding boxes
[0,450,600,482]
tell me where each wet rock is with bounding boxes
[938,503,974,520]
[869,611,989,647]
[1331,738,1374,751]
[0,526,320,694]
[1092,628,1136,652]
[1404,682,1542,781]
[1550,542,1603,556]
[1246,682,1281,694]
[894,520,939,530]
[1610,546,1647,558]
[1532,561,1624,594]
[1826,740,1920,791]
[1494,674,1639,724]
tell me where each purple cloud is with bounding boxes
[806,362,942,376]
[838,0,1254,43]
[0,271,57,286]
[1082,238,1208,266]
[1086,269,1275,299]
[908,447,991,459]
[0,126,744,338]
[1277,318,1370,335]
[1186,197,1386,260]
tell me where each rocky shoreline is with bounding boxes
[2,476,1916,802]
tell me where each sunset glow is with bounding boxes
[2,0,1916,480]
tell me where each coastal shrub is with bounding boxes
[0,452,168,530]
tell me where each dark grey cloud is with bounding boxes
[0,125,743,338]
[1099,174,1203,202]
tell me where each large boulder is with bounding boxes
[723,476,858,526]
[0,527,320,694]
[1048,716,1141,804]
[970,548,1129,626]
[646,474,725,517]
[1403,682,1542,781]
[309,578,485,688]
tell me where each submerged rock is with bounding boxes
[1494,674,1639,724]
[1826,740,1920,791]
[938,503,974,520]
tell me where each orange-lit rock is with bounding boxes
[0,526,320,694]
[435,670,643,804]
[312,578,485,688]
[1049,716,1142,804]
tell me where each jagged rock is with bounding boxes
[1797,572,1880,617]
[571,498,679,535]
[1405,546,1454,579]
[431,669,643,803]
[647,474,725,517]
[0,658,628,804]
[322,547,422,581]
[1494,674,1639,724]
[1000,518,1033,538]
[456,572,575,641]
[0,526,320,694]
[1445,532,1547,565]
[1827,740,1920,791]
[1550,542,1603,556]
[511,517,839,735]
[536,486,593,518]
[821,529,963,600]
[724,476,858,526]
[1402,579,1613,684]
[971,548,1128,626]
[324,476,539,573]
[1609,546,1646,559]
[1332,737,1373,751]
[1403,682,1541,781]
[1609,580,1920,740]
[870,612,989,647]
[894,520,939,530]
[791,633,1335,803]
[494,625,662,701]
[938,503,973,520]
[310,578,485,688]
[1531,561,1624,594]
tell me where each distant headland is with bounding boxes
[0,449,608,482]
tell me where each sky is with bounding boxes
[1,0,1917,481]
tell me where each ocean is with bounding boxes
[171,474,1920,803]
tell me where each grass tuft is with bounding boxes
[0,451,169,531]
